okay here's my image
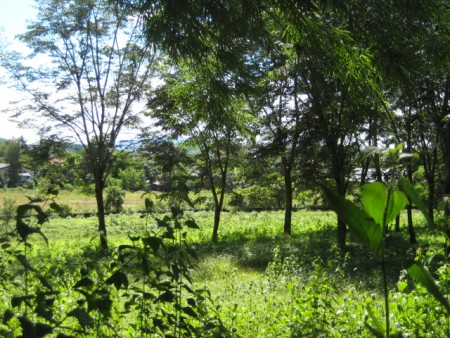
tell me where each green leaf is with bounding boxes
[106,271,129,290]
[49,202,63,213]
[185,219,199,229]
[87,290,112,316]
[37,276,54,291]
[399,178,434,228]
[365,305,384,338]
[74,277,94,288]
[11,295,33,308]
[361,182,408,226]
[26,195,45,203]
[18,316,37,338]
[322,186,383,256]
[156,290,175,303]
[385,190,408,225]
[46,187,59,196]
[3,309,14,324]
[407,262,450,315]
[361,182,388,226]
[142,236,163,253]
[16,219,48,245]
[16,254,39,273]
[35,322,53,337]
[182,306,198,318]
[171,205,183,218]
[67,308,93,329]
[144,198,154,213]
[17,205,48,225]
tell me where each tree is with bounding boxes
[255,47,308,234]
[127,0,449,247]
[2,0,157,248]
[138,135,191,191]
[23,132,69,169]
[4,139,22,187]
[147,60,252,242]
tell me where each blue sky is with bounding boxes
[0,0,38,143]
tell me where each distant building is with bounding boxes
[0,163,35,186]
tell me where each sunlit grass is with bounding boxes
[5,204,447,337]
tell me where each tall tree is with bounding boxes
[147,61,252,242]
[126,0,449,247]
[256,46,308,235]
[1,0,157,248]
[4,139,22,187]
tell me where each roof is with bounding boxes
[0,163,35,171]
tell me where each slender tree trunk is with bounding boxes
[428,178,436,224]
[209,139,230,243]
[438,74,450,251]
[95,178,108,249]
[421,144,437,224]
[283,162,293,235]
[334,163,347,248]
[212,204,221,242]
[405,115,417,244]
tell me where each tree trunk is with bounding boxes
[395,215,400,232]
[440,74,450,251]
[334,163,347,248]
[406,204,417,244]
[95,178,108,249]
[427,178,436,224]
[212,205,221,242]
[405,118,417,244]
[283,164,293,235]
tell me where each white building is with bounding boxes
[0,163,35,185]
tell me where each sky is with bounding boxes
[0,0,38,143]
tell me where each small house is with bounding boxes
[0,163,35,186]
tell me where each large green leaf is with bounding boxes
[106,271,129,291]
[407,262,450,315]
[18,316,36,337]
[361,182,388,226]
[17,205,48,225]
[323,186,383,256]
[16,219,48,245]
[67,308,93,329]
[361,182,408,226]
[385,190,408,225]
[399,178,434,228]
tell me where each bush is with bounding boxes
[119,167,145,191]
[105,185,126,213]
[0,198,16,233]
[230,185,277,210]
[46,203,73,217]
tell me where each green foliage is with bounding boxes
[0,181,231,337]
[230,185,278,210]
[104,186,126,214]
[324,175,449,337]
[118,167,146,191]
[0,197,16,234]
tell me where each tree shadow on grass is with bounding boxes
[192,226,418,291]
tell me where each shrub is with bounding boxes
[105,185,126,213]
[119,167,146,191]
[0,198,16,234]
[230,185,277,210]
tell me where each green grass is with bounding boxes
[1,203,448,337]
[0,188,150,213]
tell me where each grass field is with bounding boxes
[0,189,449,337]
[0,188,149,213]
